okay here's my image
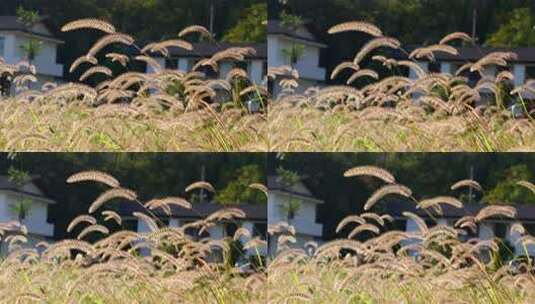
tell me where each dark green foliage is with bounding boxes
[484,165,535,204]
[273,0,534,85]
[215,164,267,205]
[274,153,535,239]
[0,153,266,239]
[223,3,267,43]
[487,8,535,47]
[0,0,263,81]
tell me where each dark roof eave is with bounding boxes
[0,28,64,43]
[160,54,266,60]
[0,188,54,202]
[390,46,535,64]
[269,32,326,46]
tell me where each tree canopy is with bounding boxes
[1,153,266,239]
[0,0,264,81]
[271,0,535,84]
[487,8,535,47]
[273,153,535,239]
[223,3,267,43]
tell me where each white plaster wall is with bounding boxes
[272,37,325,81]
[219,61,233,80]
[405,217,535,257]
[135,218,267,257]
[440,62,452,75]
[0,233,50,257]
[268,36,282,69]
[409,61,428,80]
[0,192,53,237]
[178,58,189,72]
[146,57,166,74]
[250,60,264,85]
[268,192,322,237]
[148,57,265,86]
[268,35,326,97]
[0,32,63,77]
[479,223,494,240]
[514,64,525,87]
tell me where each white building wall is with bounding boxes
[440,62,452,75]
[0,233,49,257]
[268,35,326,97]
[0,32,63,77]
[207,225,224,239]
[409,61,428,80]
[268,190,323,256]
[479,223,494,240]
[406,218,535,257]
[271,37,325,81]
[267,36,281,69]
[0,192,54,237]
[148,57,265,86]
[268,192,322,237]
[178,58,189,72]
[146,57,166,74]
[219,61,233,80]
[513,64,526,87]
[250,60,264,85]
[1,34,17,63]
[135,218,267,257]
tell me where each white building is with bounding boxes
[119,201,267,259]
[267,20,327,96]
[397,46,535,100]
[388,200,535,257]
[144,42,267,86]
[0,16,64,93]
[267,175,324,256]
[0,176,56,256]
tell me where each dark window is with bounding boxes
[288,210,295,220]
[0,37,4,56]
[424,219,436,229]
[459,224,479,242]
[122,219,138,232]
[184,223,197,237]
[193,59,218,78]
[262,60,267,78]
[268,78,274,95]
[389,219,407,231]
[253,223,267,239]
[233,61,248,71]
[200,65,218,79]
[428,61,441,73]
[523,224,535,236]
[457,67,481,87]
[497,65,511,73]
[165,59,178,70]
[494,223,507,239]
[224,222,239,237]
[183,220,209,238]
[525,66,535,80]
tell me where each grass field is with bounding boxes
[269,102,534,152]
[268,166,535,303]
[269,21,534,152]
[0,171,267,303]
[2,171,535,303]
[0,101,266,151]
[0,19,267,152]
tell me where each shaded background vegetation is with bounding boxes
[1,153,266,239]
[270,153,535,239]
[0,0,266,81]
[269,0,535,85]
